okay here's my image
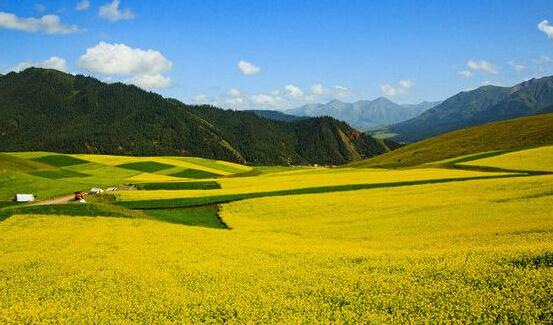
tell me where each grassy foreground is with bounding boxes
[0,148,552,323]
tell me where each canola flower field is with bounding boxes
[0,148,552,323]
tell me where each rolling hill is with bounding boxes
[392,76,553,142]
[287,98,438,130]
[351,112,553,168]
[0,68,392,165]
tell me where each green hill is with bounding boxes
[351,112,553,168]
[0,68,391,165]
[392,76,553,142]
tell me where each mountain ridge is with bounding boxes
[391,76,553,142]
[286,98,439,130]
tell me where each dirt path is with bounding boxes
[31,194,75,206]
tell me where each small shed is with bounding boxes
[15,194,35,202]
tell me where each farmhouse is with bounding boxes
[15,194,35,202]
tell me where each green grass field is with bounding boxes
[0,147,551,323]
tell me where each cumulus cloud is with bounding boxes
[225,97,244,106]
[78,42,172,90]
[78,42,172,75]
[308,83,351,98]
[380,84,400,96]
[237,60,260,75]
[197,83,353,110]
[538,20,553,38]
[251,94,279,106]
[467,60,498,74]
[76,0,91,11]
[334,85,352,98]
[99,0,134,21]
[10,56,68,72]
[379,80,414,97]
[398,80,413,89]
[285,84,304,98]
[0,11,81,34]
[458,70,473,78]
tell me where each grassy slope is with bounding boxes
[462,145,553,172]
[0,152,251,200]
[351,113,553,168]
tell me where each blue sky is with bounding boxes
[2,0,553,110]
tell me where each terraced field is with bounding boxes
[0,148,552,323]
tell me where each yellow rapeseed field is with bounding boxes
[463,145,553,172]
[71,154,242,176]
[115,167,512,201]
[1,174,551,323]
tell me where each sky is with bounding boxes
[2,0,553,110]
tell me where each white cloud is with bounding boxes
[225,97,244,106]
[10,56,68,72]
[251,94,277,105]
[78,42,172,90]
[0,11,81,34]
[127,74,171,90]
[379,79,413,97]
[78,42,172,75]
[99,0,134,21]
[285,84,304,98]
[398,80,413,89]
[467,60,498,74]
[538,20,553,38]
[311,83,324,95]
[197,83,353,110]
[76,0,91,11]
[458,70,473,78]
[237,60,260,75]
[334,85,352,98]
[228,88,241,97]
[380,84,400,96]
[308,83,352,98]
[508,61,525,72]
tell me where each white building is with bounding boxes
[15,194,35,202]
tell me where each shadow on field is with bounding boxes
[0,202,227,230]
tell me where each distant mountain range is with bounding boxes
[285,98,440,130]
[0,68,395,165]
[392,76,553,142]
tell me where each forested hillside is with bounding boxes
[0,68,392,165]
